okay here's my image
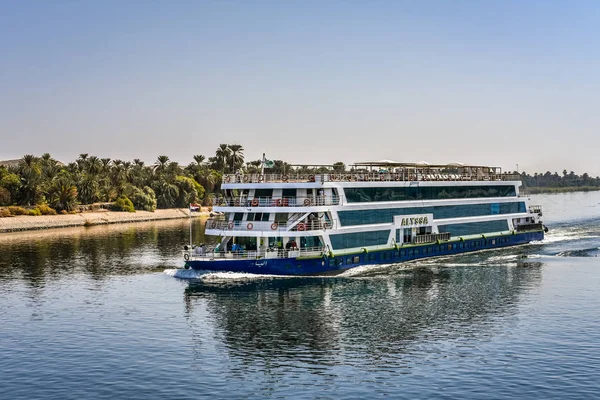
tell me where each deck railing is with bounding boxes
[184,246,326,261]
[205,218,336,232]
[411,232,451,244]
[213,195,340,207]
[222,172,521,184]
[529,205,543,216]
[515,223,544,232]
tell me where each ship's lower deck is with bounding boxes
[184,230,544,276]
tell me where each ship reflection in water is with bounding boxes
[183,260,543,368]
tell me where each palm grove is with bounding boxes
[0,144,253,214]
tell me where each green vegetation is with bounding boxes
[518,170,600,193]
[0,144,253,216]
[111,195,135,213]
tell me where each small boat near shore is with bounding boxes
[183,160,547,275]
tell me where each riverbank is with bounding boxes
[0,208,209,233]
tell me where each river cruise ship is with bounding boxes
[183,161,546,275]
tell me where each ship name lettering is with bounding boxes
[401,216,428,226]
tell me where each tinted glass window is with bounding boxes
[339,202,525,226]
[438,220,509,237]
[344,185,516,203]
[329,230,390,250]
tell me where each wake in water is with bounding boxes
[556,247,600,257]
[163,268,286,281]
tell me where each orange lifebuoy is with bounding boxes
[251,199,259,207]
[224,175,231,183]
[258,175,264,182]
[271,222,278,230]
[243,175,249,182]
[247,222,253,230]
[234,199,240,206]
[309,175,315,182]
[228,222,234,229]
[276,198,283,207]
[303,198,311,206]
[210,221,217,229]
[297,223,306,231]
[379,174,385,181]
[282,175,289,182]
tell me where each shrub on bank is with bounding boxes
[8,206,28,216]
[0,187,11,206]
[37,204,57,215]
[111,195,135,213]
[28,208,41,216]
[0,208,11,218]
[128,186,157,212]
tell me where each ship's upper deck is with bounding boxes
[223,161,519,184]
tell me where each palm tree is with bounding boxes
[77,174,99,205]
[48,179,78,212]
[154,155,170,175]
[215,144,231,173]
[18,154,41,205]
[155,181,179,208]
[100,158,112,173]
[228,144,244,173]
[86,156,102,176]
[193,154,205,166]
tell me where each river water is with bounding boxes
[1,192,600,399]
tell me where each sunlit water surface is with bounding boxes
[1,192,600,399]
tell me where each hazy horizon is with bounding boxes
[1,1,599,176]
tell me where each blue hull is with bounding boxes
[185,231,544,276]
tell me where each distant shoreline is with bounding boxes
[0,208,209,233]
[522,186,600,195]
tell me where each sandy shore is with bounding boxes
[0,209,209,233]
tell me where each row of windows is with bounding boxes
[329,230,390,250]
[344,185,516,203]
[338,202,526,226]
[438,220,509,237]
[330,236,513,266]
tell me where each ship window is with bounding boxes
[233,213,244,221]
[438,220,509,237]
[247,213,270,222]
[254,189,273,197]
[282,189,296,197]
[400,250,406,257]
[338,202,526,226]
[353,256,360,263]
[275,213,288,223]
[329,230,390,250]
[408,249,414,256]
[344,185,516,203]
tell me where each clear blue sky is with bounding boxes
[1,0,599,175]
